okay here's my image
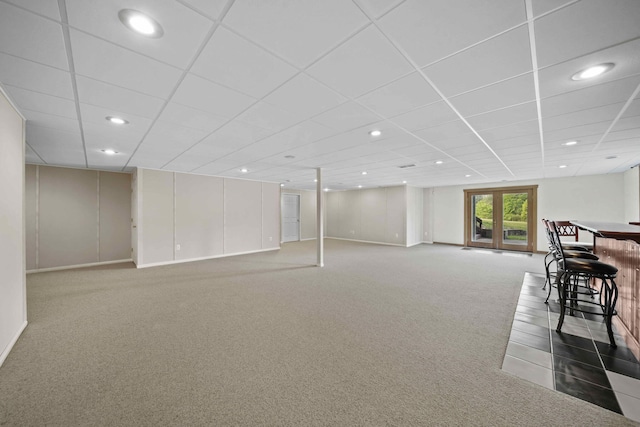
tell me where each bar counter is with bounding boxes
[571,221,640,358]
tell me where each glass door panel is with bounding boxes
[470,194,494,247]
[501,192,528,247]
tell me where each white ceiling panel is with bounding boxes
[236,101,308,134]
[0,2,68,69]
[543,122,610,143]
[450,74,536,117]
[66,0,212,69]
[75,76,165,119]
[246,121,334,157]
[177,0,228,20]
[390,101,459,132]
[262,74,347,119]
[25,143,45,164]
[129,121,209,168]
[159,102,227,133]
[223,0,369,68]
[414,120,473,144]
[194,120,272,153]
[79,103,153,140]
[467,102,538,132]
[541,75,640,118]
[531,0,576,18]
[480,119,540,143]
[356,72,440,118]
[542,103,624,133]
[307,26,413,98]
[537,39,640,99]
[70,30,183,98]
[26,124,85,165]
[0,53,73,99]
[21,109,80,134]
[3,0,61,20]
[172,73,256,119]
[357,0,404,19]
[191,27,298,99]
[535,0,640,68]
[312,101,380,133]
[5,86,77,119]
[378,0,526,67]
[83,130,142,158]
[424,25,532,97]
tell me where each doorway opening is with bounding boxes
[281,193,300,243]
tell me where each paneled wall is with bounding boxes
[624,165,639,223]
[406,186,424,247]
[25,165,132,271]
[0,88,26,367]
[135,168,280,268]
[326,186,407,246]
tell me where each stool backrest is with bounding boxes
[548,221,567,266]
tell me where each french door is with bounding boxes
[464,185,537,252]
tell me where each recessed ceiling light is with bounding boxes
[101,149,118,155]
[313,179,317,182]
[402,180,407,184]
[106,116,128,125]
[465,174,471,178]
[562,140,578,146]
[280,183,284,187]
[559,165,568,169]
[605,155,618,160]
[571,63,614,81]
[118,9,164,38]
[435,160,443,165]
[240,168,248,173]
[369,130,381,137]
[361,171,367,175]
[358,185,363,188]
[324,188,329,192]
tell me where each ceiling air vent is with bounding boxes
[397,164,416,169]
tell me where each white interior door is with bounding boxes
[282,194,300,243]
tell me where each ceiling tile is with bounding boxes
[467,102,538,131]
[194,120,272,153]
[0,2,68,69]
[4,0,61,20]
[542,102,624,133]
[79,103,153,140]
[312,101,380,133]
[535,0,640,67]
[5,86,77,119]
[531,0,576,17]
[172,73,256,118]
[356,72,441,118]
[25,143,45,164]
[450,73,536,116]
[75,76,165,119]
[191,27,298,98]
[390,101,459,132]
[26,124,85,166]
[541,75,640,117]
[357,0,404,19]
[0,53,73,99]
[236,101,307,133]
[542,121,609,143]
[414,121,473,144]
[172,0,228,19]
[223,0,369,68]
[70,29,183,98]
[538,39,640,99]
[307,26,413,98]
[21,109,80,134]
[66,0,212,69]
[245,121,334,158]
[262,74,347,118]
[378,0,526,67]
[159,102,227,133]
[480,119,540,142]
[424,25,532,97]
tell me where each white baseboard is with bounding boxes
[27,259,133,274]
[422,241,434,244]
[325,237,405,247]
[406,242,423,248]
[136,247,280,269]
[300,238,317,241]
[0,320,27,368]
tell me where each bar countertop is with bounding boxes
[570,221,640,243]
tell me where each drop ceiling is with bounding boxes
[1,0,639,191]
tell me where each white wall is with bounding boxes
[135,168,280,267]
[406,186,423,247]
[0,88,26,367]
[431,173,627,251]
[423,188,434,243]
[624,165,640,223]
[326,186,406,246]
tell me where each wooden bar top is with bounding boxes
[571,221,640,243]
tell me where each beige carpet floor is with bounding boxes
[0,240,636,426]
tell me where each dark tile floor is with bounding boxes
[502,272,640,422]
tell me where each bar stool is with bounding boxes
[541,219,598,303]
[548,221,619,347]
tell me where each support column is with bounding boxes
[316,168,324,267]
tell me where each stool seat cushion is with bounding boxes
[563,244,591,252]
[563,250,599,260]
[564,258,618,276]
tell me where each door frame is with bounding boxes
[281,192,301,243]
[464,185,537,252]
